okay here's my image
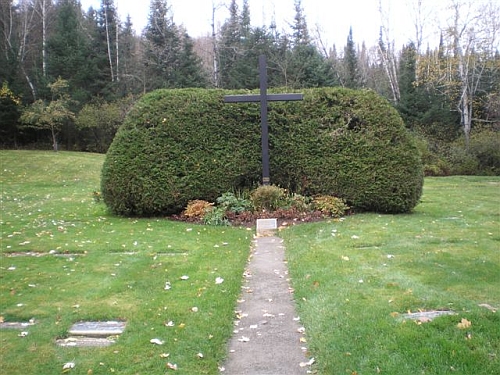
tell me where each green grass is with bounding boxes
[2,151,499,374]
[282,176,500,374]
[0,151,252,374]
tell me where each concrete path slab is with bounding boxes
[222,236,311,375]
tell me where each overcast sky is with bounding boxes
[79,0,449,48]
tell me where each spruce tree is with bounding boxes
[343,27,359,89]
[286,0,335,88]
[143,0,182,89]
[47,0,97,103]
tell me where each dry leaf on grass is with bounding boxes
[299,357,315,367]
[62,362,75,372]
[457,318,472,329]
[166,362,178,370]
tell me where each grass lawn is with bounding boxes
[283,176,500,374]
[0,151,252,374]
[1,151,499,374]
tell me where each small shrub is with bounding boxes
[203,207,230,226]
[183,200,214,218]
[250,185,286,212]
[216,192,253,213]
[313,195,350,218]
[93,190,102,203]
[283,193,312,212]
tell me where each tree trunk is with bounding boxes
[115,6,119,82]
[211,2,219,87]
[41,0,47,78]
[104,4,115,82]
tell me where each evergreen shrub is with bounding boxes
[101,87,423,216]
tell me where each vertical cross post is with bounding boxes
[259,55,270,185]
[224,55,303,185]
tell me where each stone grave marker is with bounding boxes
[256,218,278,236]
[56,321,126,347]
[0,320,36,329]
[400,310,456,323]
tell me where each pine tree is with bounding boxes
[117,15,143,94]
[143,0,182,90]
[176,31,209,88]
[343,27,359,89]
[47,0,97,103]
[218,0,242,88]
[285,0,335,88]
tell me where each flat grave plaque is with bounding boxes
[400,310,456,322]
[68,321,126,337]
[56,336,117,347]
[0,321,35,329]
[256,218,278,236]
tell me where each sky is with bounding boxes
[79,0,449,49]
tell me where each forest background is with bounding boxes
[1,0,499,176]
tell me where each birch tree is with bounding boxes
[418,0,500,146]
[377,0,400,103]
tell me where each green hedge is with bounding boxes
[101,87,423,215]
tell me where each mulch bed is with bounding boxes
[170,209,329,227]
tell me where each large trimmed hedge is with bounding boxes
[101,87,423,216]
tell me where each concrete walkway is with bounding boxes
[222,235,312,375]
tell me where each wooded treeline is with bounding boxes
[1,0,499,174]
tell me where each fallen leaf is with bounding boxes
[299,357,315,367]
[62,362,75,372]
[150,338,164,345]
[418,317,432,323]
[166,362,178,370]
[457,318,472,329]
[341,256,350,261]
[300,337,307,343]
[160,353,170,358]
[0,316,4,323]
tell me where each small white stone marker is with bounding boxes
[256,218,277,236]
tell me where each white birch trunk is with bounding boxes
[104,4,115,82]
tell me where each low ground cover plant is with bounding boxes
[176,185,350,226]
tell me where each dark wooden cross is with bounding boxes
[224,55,303,185]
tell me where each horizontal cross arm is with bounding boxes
[223,93,304,103]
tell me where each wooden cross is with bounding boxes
[224,55,303,185]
